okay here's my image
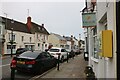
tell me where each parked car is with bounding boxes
[72,49,81,55]
[48,47,69,62]
[16,48,29,56]
[10,51,57,74]
[69,50,75,58]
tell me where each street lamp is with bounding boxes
[10,28,13,57]
[10,19,14,57]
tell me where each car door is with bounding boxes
[61,49,67,59]
[36,53,49,70]
[44,52,56,68]
[42,52,54,69]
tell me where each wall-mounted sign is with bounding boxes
[82,13,96,28]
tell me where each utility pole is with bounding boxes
[10,28,13,57]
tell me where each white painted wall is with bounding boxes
[48,34,60,47]
[4,30,35,54]
[90,2,116,78]
[34,33,49,51]
[65,41,71,52]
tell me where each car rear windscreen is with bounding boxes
[49,49,59,52]
[19,51,40,58]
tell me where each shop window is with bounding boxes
[93,27,98,59]
[7,45,16,54]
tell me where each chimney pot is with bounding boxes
[71,35,73,37]
[42,24,44,27]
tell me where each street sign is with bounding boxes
[82,13,96,28]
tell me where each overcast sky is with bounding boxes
[1,1,85,39]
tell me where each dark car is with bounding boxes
[16,48,28,56]
[10,51,57,74]
[69,50,75,58]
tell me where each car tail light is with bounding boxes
[56,53,61,55]
[11,59,17,68]
[25,60,36,65]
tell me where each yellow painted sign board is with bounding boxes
[99,30,113,57]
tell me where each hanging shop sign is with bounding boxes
[82,13,96,28]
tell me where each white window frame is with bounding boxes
[8,33,16,41]
[0,25,3,35]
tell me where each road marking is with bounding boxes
[0,64,10,67]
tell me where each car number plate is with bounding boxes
[17,61,25,64]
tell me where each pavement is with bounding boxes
[30,53,88,80]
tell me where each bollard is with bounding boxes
[84,66,96,80]
[10,57,16,80]
[71,50,74,59]
[67,52,69,63]
[11,68,15,80]
[57,54,60,71]
[84,52,89,61]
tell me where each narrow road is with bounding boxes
[2,56,35,80]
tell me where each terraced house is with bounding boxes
[48,33,67,48]
[2,16,49,55]
[82,0,117,79]
[0,17,5,55]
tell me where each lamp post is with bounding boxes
[10,19,14,57]
[43,41,45,51]
[10,28,13,57]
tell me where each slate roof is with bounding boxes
[74,37,78,41]
[31,22,49,35]
[64,36,72,41]
[2,17,30,33]
[51,33,66,41]
[1,16,49,35]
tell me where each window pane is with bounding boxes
[22,36,24,41]
[49,49,59,52]
[0,26,1,34]
[20,51,39,58]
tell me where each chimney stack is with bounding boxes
[27,16,31,31]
